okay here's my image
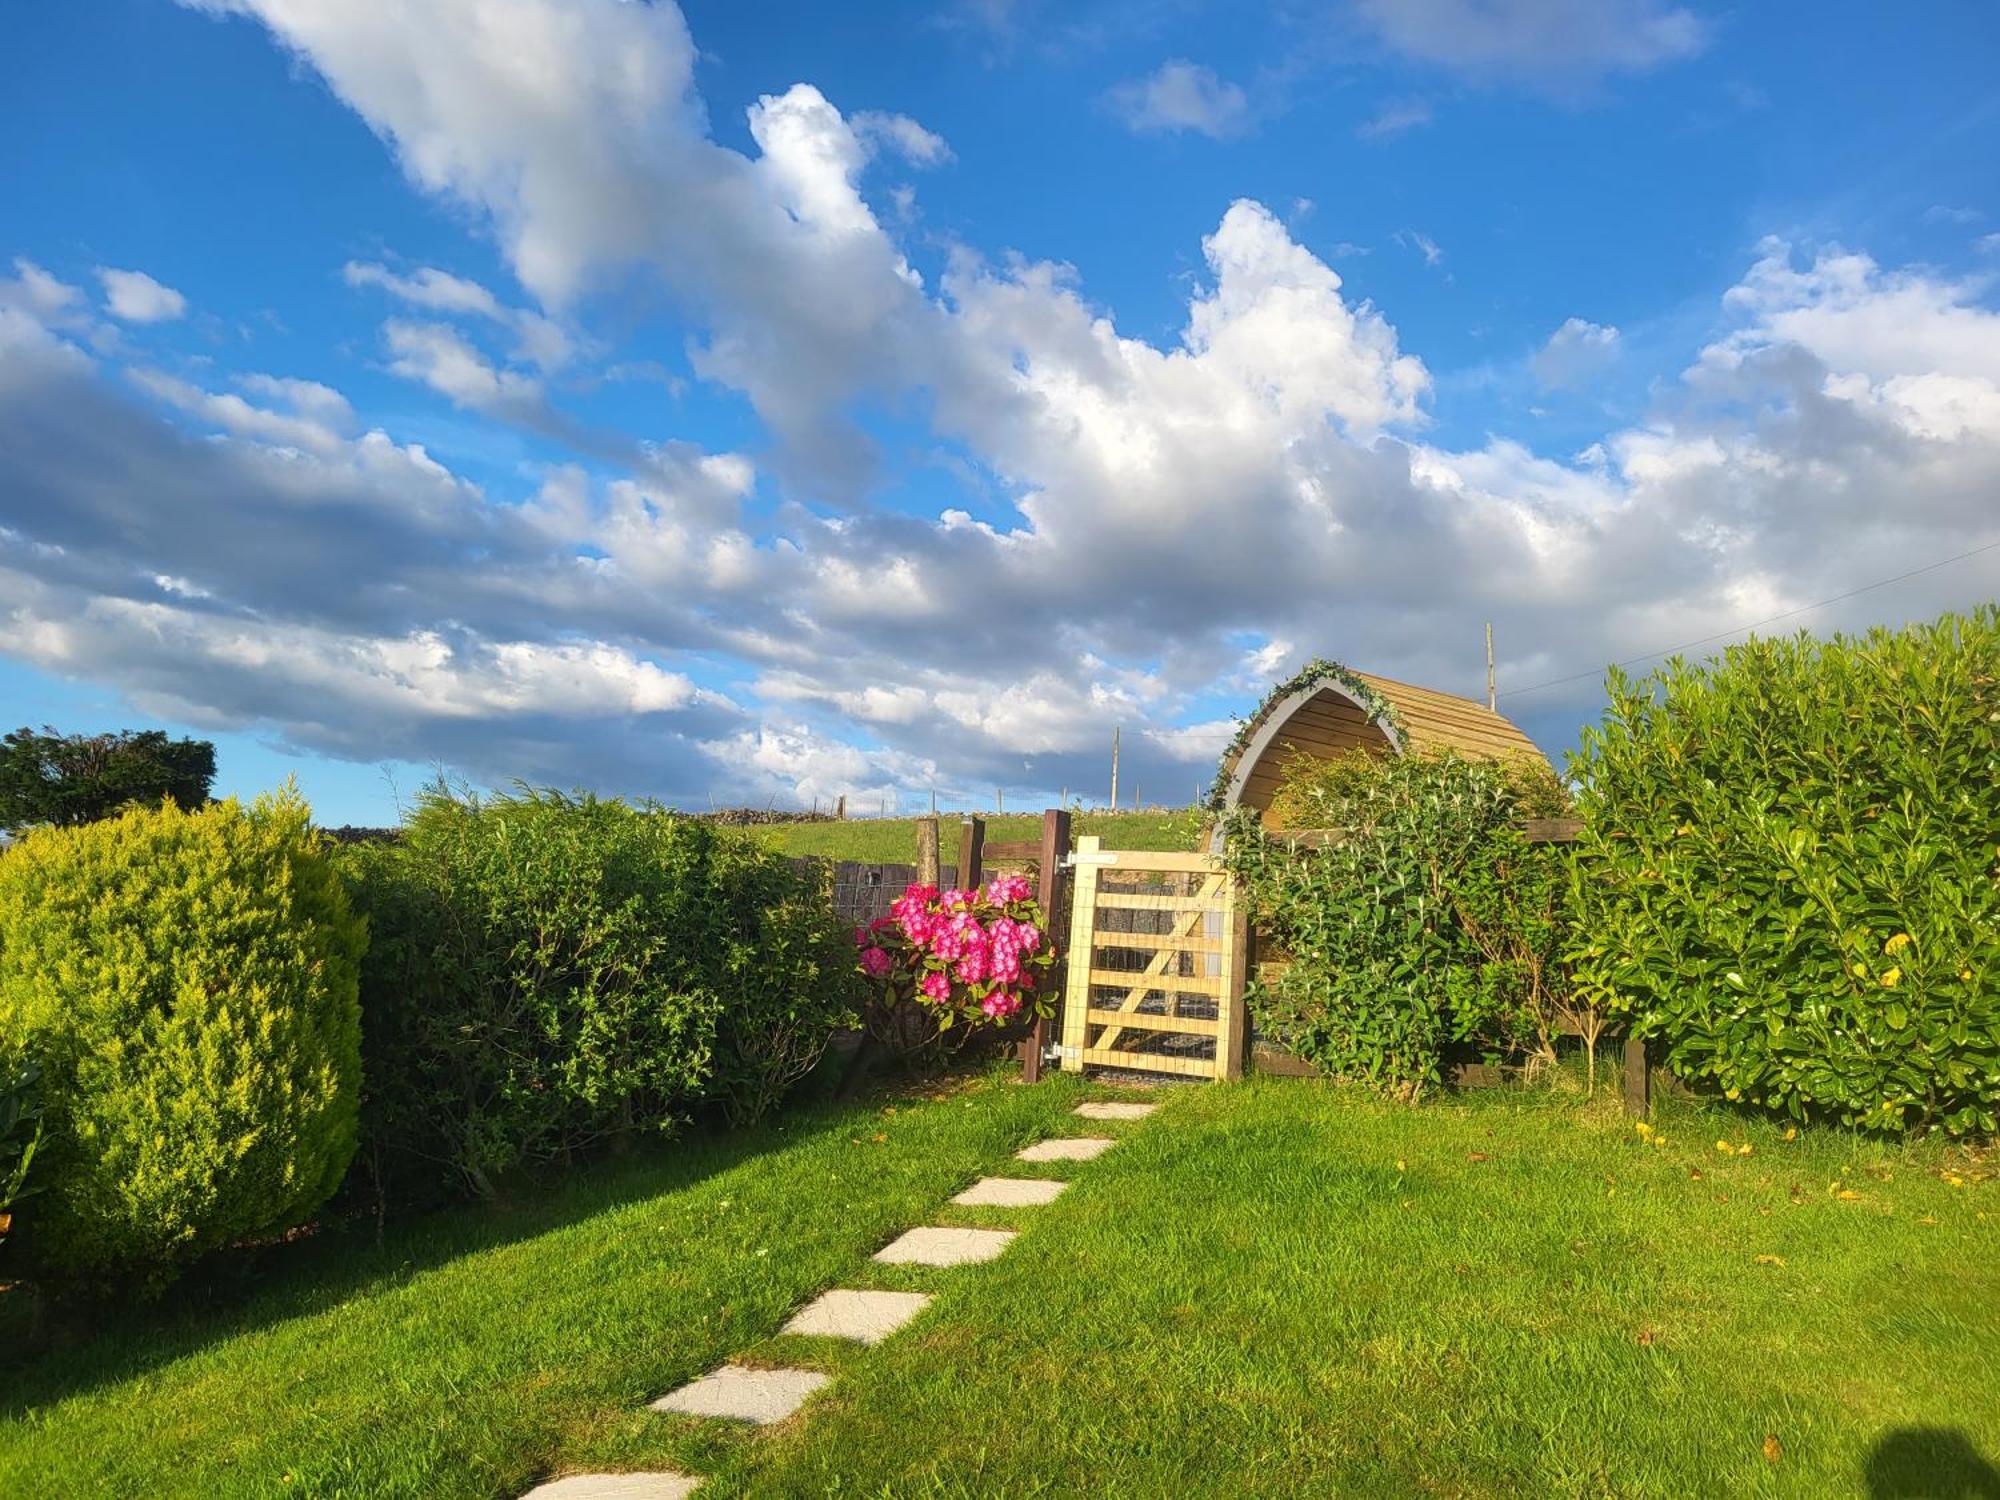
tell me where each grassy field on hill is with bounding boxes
[750,808,1200,863]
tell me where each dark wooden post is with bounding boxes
[915,816,940,887]
[1019,807,1072,1084]
[1621,1033,1650,1117]
[957,815,985,893]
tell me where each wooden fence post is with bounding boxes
[915,817,940,887]
[957,815,985,892]
[1621,1033,1650,1117]
[1218,892,1250,1081]
[1019,807,1072,1084]
[1058,836,1103,1069]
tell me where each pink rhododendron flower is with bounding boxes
[986,873,1031,905]
[868,880,1055,1028]
[981,990,1021,1019]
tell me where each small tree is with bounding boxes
[0,726,216,832]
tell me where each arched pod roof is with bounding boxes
[1209,659,1549,823]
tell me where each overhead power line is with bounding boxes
[1499,536,2000,701]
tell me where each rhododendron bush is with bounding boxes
[855,875,1058,1038]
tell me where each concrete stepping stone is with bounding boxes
[952,1176,1067,1207]
[1075,1101,1158,1121]
[873,1225,1017,1266]
[1018,1136,1116,1162]
[783,1288,932,1344]
[649,1364,830,1424]
[521,1475,700,1500]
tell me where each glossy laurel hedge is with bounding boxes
[0,790,364,1291]
[339,787,857,1203]
[1569,606,2000,1134]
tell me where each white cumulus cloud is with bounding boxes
[1107,61,1251,139]
[96,267,188,322]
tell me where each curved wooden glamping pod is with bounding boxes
[1213,659,1547,825]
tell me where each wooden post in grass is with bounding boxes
[1219,894,1250,1080]
[1019,807,1072,1085]
[1622,1033,1650,1117]
[916,817,940,887]
[957,815,985,892]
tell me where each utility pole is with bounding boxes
[997,788,1005,815]
[1110,726,1121,812]
[1485,621,1496,711]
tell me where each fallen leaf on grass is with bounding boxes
[1466,1152,1490,1163]
[1836,1189,1862,1201]
[1763,1433,1783,1465]
[1755,1254,1786,1267]
[1636,1328,1657,1346]
[1689,1168,1704,1181]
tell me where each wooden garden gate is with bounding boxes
[1056,837,1249,1080]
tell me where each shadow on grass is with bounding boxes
[0,1090,879,1420]
[1867,1428,2000,1499]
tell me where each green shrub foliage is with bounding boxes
[1569,607,2000,1134]
[341,787,855,1201]
[0,1058,44,1255]
[0,724,215,832]
[0,789,364,1290]
[1225,749,1595,1095]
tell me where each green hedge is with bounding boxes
[1569,606,2000,1134]
[339,787,856,1203]
[0,789,364,1291]
[1225,749,1594,1095]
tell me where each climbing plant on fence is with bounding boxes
[1224,748,1598,1096]
[1568,605,2000,1135]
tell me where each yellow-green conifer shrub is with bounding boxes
[0,786,364,1291]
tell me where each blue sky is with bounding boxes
[3,0,1997,824]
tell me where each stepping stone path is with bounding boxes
[650,1364,830,1425]
[783,1288,932,1345]
[1074,1101,1158,1121]
[873,1225,1017,1266]
[952,1176,1067,1207]
[524,1103,1157,1495]
[1018,1135,1117,1162]
[521,1476,701,1500]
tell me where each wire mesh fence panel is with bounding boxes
[807,860,959,928]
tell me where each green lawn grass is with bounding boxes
[717,1081,1999,1498]
[0,1072,1092,1498]
[4,1075,1994,1498]
[750,808,1198,864]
